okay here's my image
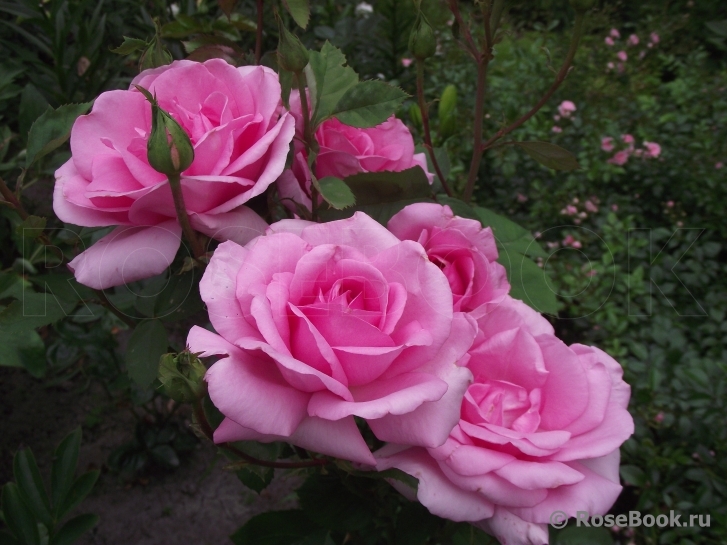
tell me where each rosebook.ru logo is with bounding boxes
[549,510,711,530]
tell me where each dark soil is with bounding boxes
[0,367,300,545]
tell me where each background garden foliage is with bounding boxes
[0,0,726,544]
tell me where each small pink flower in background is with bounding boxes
[558,100,577,118]
[627,34,640,46]
[561,205,577,216]
[677,221,684,227]
[621,133,635,145]
[553,114,561,121]
[715,162,723,169]
[547,241,559,249]
[650,32,660,44]
[617,50,628,62]
[639,51,646,60]
[607,61,615,70]
[572,197,579,203]
[601,136,615,152]
[654,412,664,423]
[401,58,413,68]
[586,269,598,277]
[666,201,674,208]
[517,193,528,203]
[610,28,621,38]
[552,125,562,133]
[608,150,630,166]
[634,149,643,157]
[644,141,661,158]
[563,234,582,248]
[612,204,619,211]
[585,200,598,212]
[605,36,615,46]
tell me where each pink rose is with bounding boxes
[627,34,639,46]
[563,234,582,248]
[617,50,628,62]
[621,133,635,145]
[601,137,615,152]
[376,296,633,542]
[650,32,660,44]
[610,28,621,39]
[608,150,630,166]
[604,36,614,46]
[387,203,509,316]
[557,100,576,118]
[716,162,724,169]
[187,213,478,465]
[643,141,661,158]
[277,91,432,212]
[585,200,598,213]
[551,126,562,133]
[401,58,414,68]
[54,60,293,289]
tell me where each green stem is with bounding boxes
[0,176,28,220]
[168,173,205,260]
[255,0,264,64]
[295,72,319,221]
[193,400,328,469]
[416,60,452,197]
[93,289,137,328]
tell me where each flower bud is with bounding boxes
[135,85,194,176]
[158,351,207,403]
[569,0,596,12]
[277,16,310,73]
[409,12,437,60]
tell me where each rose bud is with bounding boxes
[158,351,207,403]
[409,12,437,60]
[277,15,310,73]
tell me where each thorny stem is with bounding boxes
[167,173,206,261]
[463,43,491,202]
[93,289,137,328]
[255,0,264,64]
[447,0,478,58]
[416,61,452,197]
[480,11,586,151]
[193,399,329,469]
[296,72,319,221]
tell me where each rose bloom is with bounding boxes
[601,137,614,152]
[650,32,660,44]
[621,133,635,145]
[557,100,576,118]
[643,141,661,158]
[387,203,509,316]
[401,58,414,68]
[617,50,628,62]
[187,213,478,465]
[551,126,562,134]
[610,28,621,39]
[627,34,639,46]
[54,59,293,289]
[376,296,633,544]
[608,150,630,166]
[277,91,432,212]
[604,36,614,46]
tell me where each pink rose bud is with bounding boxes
[585,200,598,212]
[650,32,660,44]
[610,28,621,38]
[517,193,528,202]
[644,141,661,158]
[601,136,615,152]
[666,201,674,208]
[612,204,619,211]
[552,125,563,133]
[608,150,630,166]
[558,100,577,118]
[617,50,628,62]
[621,133,635,144]
[716,162,724,169]
[627,34,639,46]
[605,36,615,46]
[655,412,665,423]
[401,57,413,67]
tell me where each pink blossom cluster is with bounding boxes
[552,100,576,132]
[560,196,600,225]
[602,134,661,166]
[604,29,660,72]
[53,60,634,545]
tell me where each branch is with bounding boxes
[446,0,479,59]
[416,61,452,197]
[255,0,264,64]
[295,72,320,221]
[193,400,328,469]
[480,11,586,151]
[0,176,28,220]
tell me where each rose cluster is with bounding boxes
[54,60,633,545]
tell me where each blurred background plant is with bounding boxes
[1,0,726,544]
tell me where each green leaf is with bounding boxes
[125,319,168,388]
[161,15,204,39]
[500,250,558,315]
[110,36,149,55]
[473,206,547,258]
[149,445,180,468]
[18,84,51,142]
[315,176,356,209]
[706,20,727,37]
[26,102,93,168]
[395,502,440,545]
[13,448,52,526]
[50,428,81,518]
[0,328,46,377]
[282,0,310,29]
[515,141,579,171]
[50,514,99,545]
[619,464,646,487]
[298,475,373,532]
[55,471,99,521]
[0,292,75,332]
[306,42,358,127]
[236,466,274,494]
[230,510,321,545]
[1,483,41,545]
[450,523,495,545]
[16,215,46,243]
[552,525,614,545]
[332,80,408,128]
[436,196,479,220]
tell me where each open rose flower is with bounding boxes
[387,203,508,316]
[54,59,295,289]
[277,91,432,212]
[376,296,633,545]
[187,213,477,465]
